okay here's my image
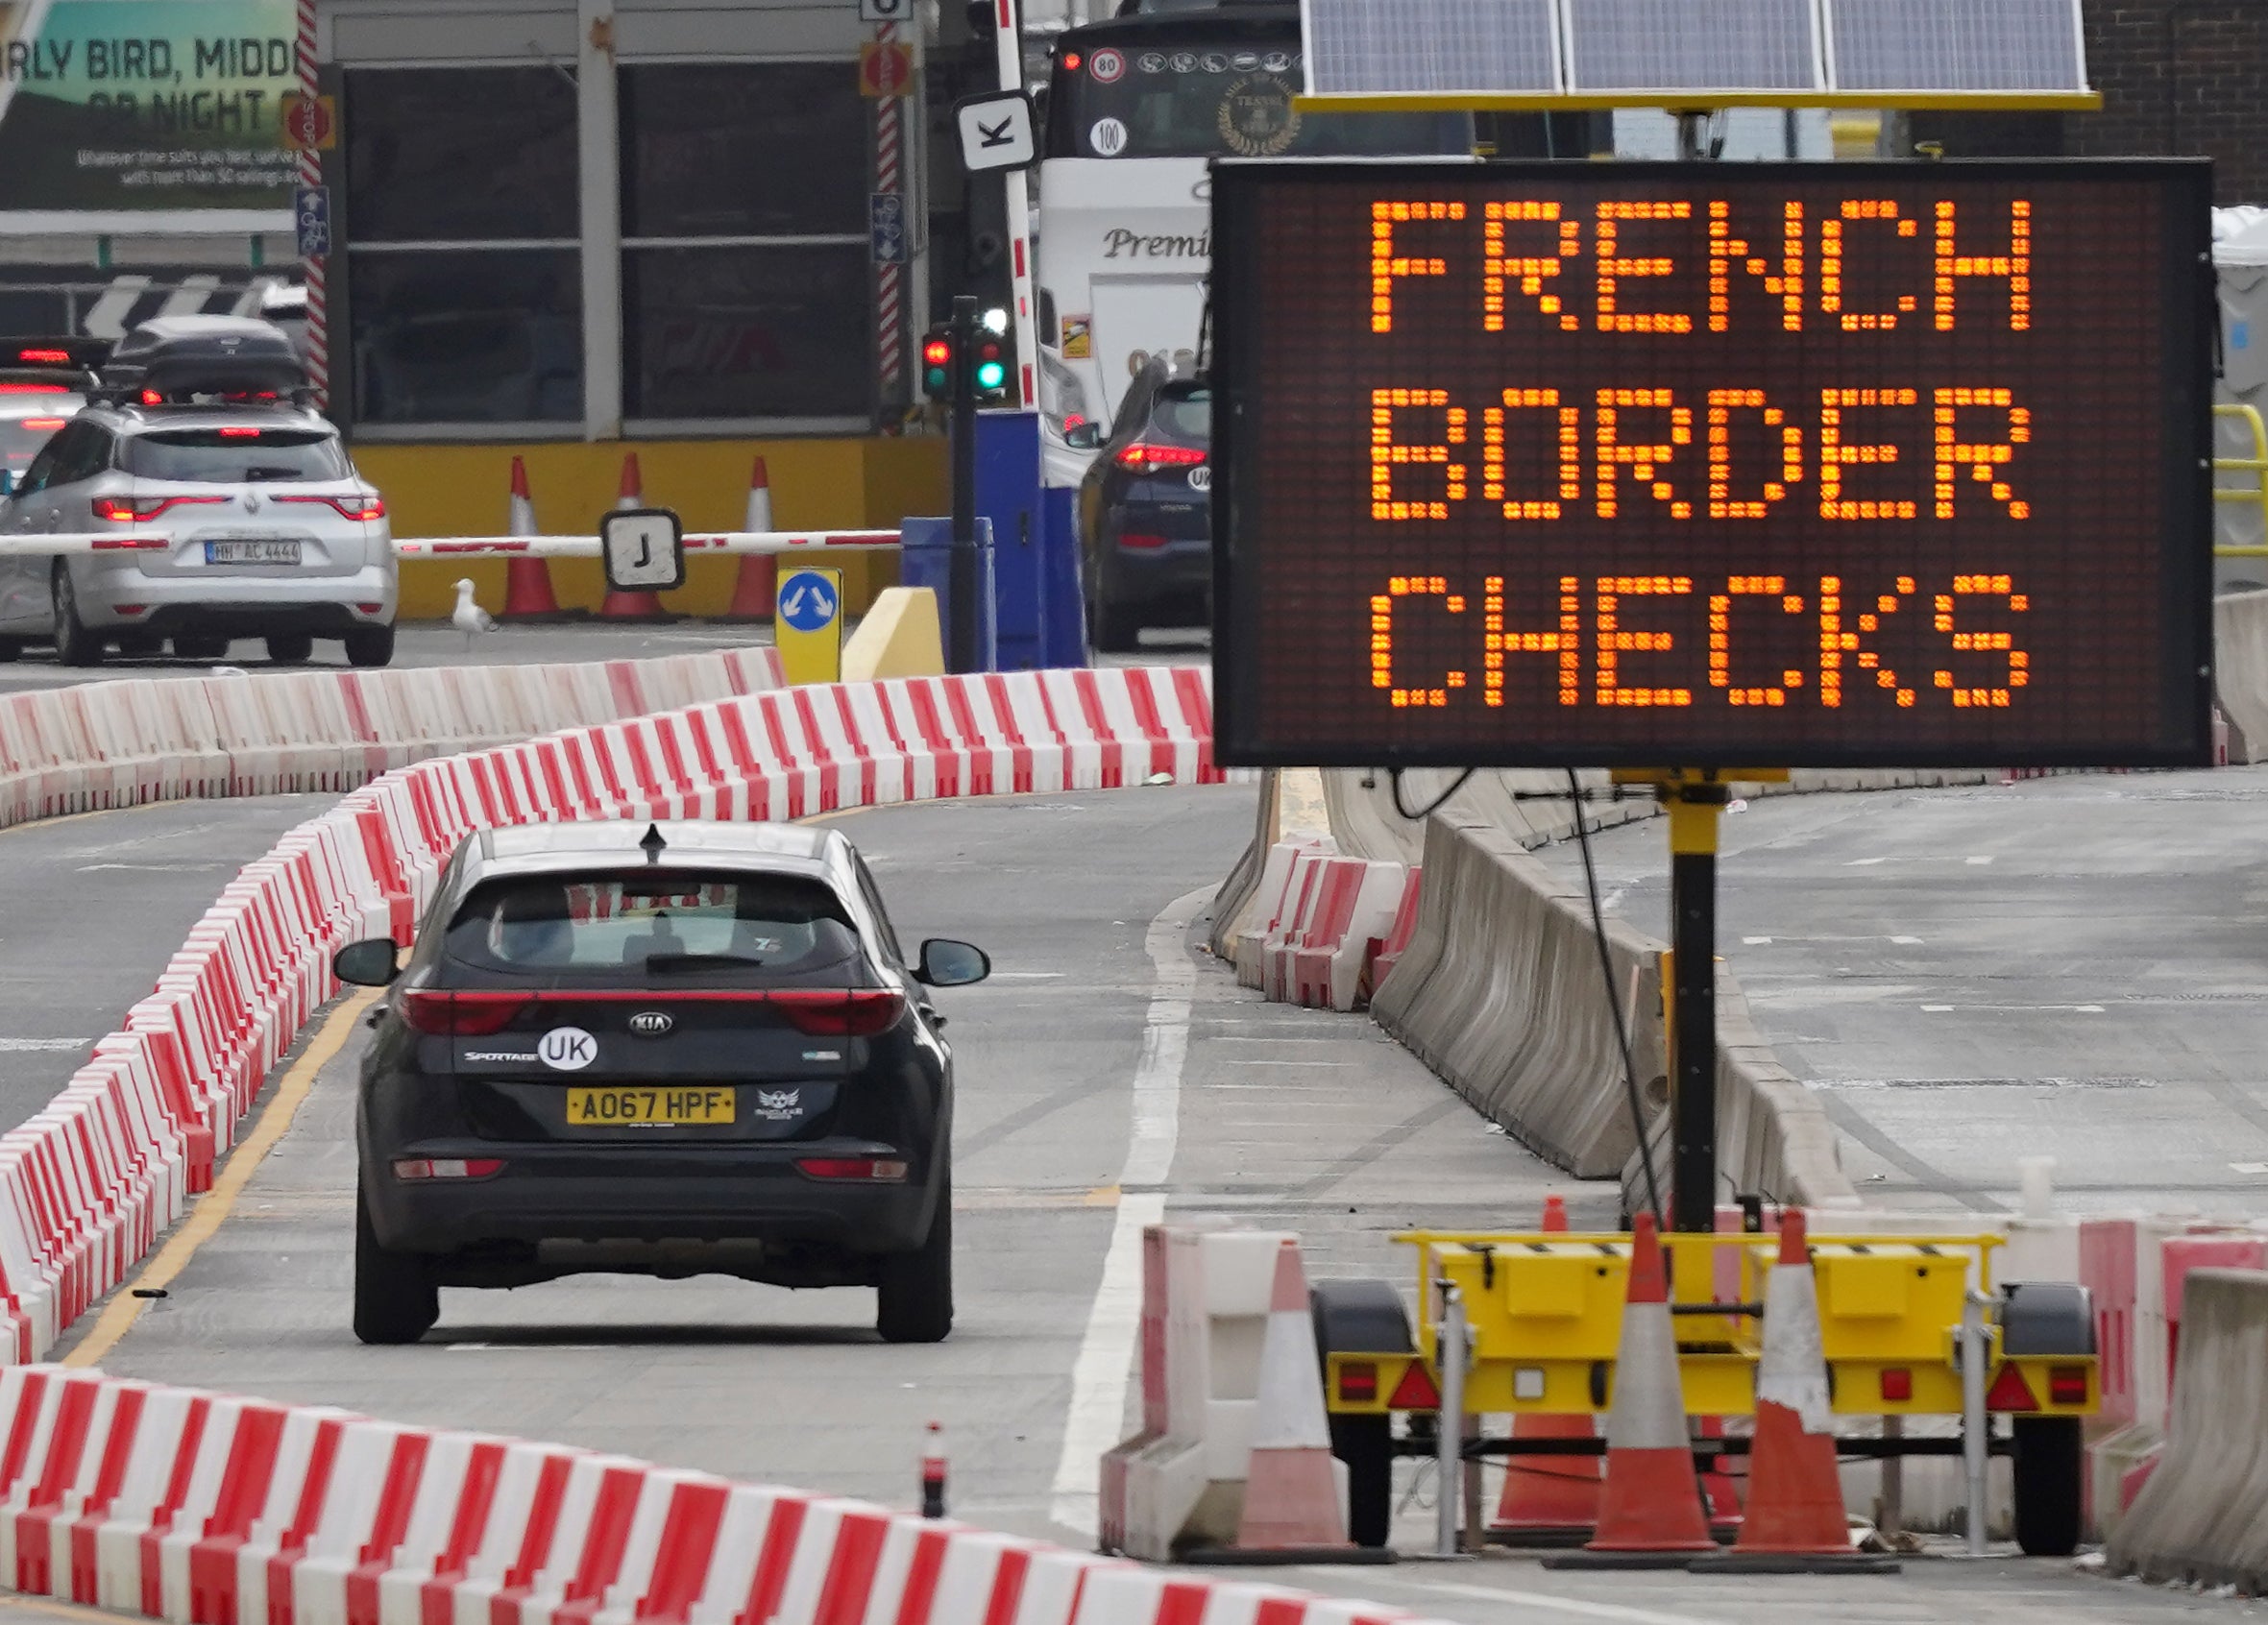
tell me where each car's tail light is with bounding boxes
[2048,1366,2090,1406]
[217,426,261,438]
[399,990,530,1036]
[93,495,225,521]
[277,493,386,521]
[0,381,65,395]
[768,989,906,1036]
[393,1158,504,1181]
[1116,531,1169,550]
[139,389,161,405]
[13,349,69,365]
[1114,443,1207,473]
[1337,1361,1378,1403]
[18,418,64,431]
[795,1157,910,1181]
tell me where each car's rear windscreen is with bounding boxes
[442,872,875,987]
[124,428,350,483]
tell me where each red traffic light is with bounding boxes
[922,337,953,366]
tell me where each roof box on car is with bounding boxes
[99,315,307,403]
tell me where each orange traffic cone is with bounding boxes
[1694,1209,1899,1573]
[500,455,566,619]
[597,452,670,620]
[1542,1212,1716,1569]
[725,453,779,621]
[1491,1195,1603,1547]
[1188,1239,1384,1566]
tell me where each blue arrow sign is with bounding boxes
[779,570,841,633]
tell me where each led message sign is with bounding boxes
[1208,161,2214,768]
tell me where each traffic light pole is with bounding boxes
[947,294,981,672]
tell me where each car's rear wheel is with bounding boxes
[354,1177,439,1346]
[266,632,315,665]
[1087,595,1143,656]
[51,565,103,667]
[175,634,229,662]
[344,623,396,669]
[876,1176,953,1344]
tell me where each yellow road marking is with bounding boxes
[65,987,379,1368]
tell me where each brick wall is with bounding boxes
[1909,0,2268,205]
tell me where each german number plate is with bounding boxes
[206,539,302,566]
[565,1086,736,1127]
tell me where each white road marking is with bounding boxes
[77,861,228,873]
[2231,1162,2268,1176]
[1744,934,1924,946]
[0,1037,85,1053]
[1048,885,1205,1537]
[1922,1003,2104,1014]
[1293,1573,1736,1625]
[1238,1060,1355,1067]
[1966,855,1994,864]
[990,971,1067,980]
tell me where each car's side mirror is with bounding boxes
[1065,422,1100,450]
[915,938,990,987]
[332,937,402,986]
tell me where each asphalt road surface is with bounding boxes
[1537,767,2268,1217]
[38,783,2254,1624]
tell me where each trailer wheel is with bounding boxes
[1311,1277,1414,1551]
[1330,1413,1395,1548]
[2012,1416,2084,1557]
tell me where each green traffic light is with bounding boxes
[975,360,1007,391]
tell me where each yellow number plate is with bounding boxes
[565,1087,737,1127]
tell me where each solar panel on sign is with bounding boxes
[1565,0,1821,92]
[1827,0,2085,92]
[1300,0,1558,96]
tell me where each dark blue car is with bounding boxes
[1076,358,1211,652]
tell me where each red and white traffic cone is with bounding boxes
[1491,1195,1603,1547]
[920,1420,947,1518]
[500,454,566,619]
[1543,1211,1717,1569]
[725,453,779,621]
[1695,1210,1899,1572]
[597,452,670,620]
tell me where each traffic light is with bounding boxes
[921,327,954,398]
[971,332,1010,400]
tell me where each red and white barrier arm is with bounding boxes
[393,529,901,559]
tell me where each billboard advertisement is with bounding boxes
[0,0,297,220]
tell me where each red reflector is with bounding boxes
[111,605,147,616]
[17,418,64,431]
[1337,1361,1378,1403]
[1387,1360,1441,1411]
[357,602,384,614]
[1114,442,1207,473]
[1986,1364,2039,1412]
[393,1158,504,1181]
[399,990,529,1036]
[1116,532,1169,550]
[1879,1367,1913,1403]
[795,1157,911,1182]
[768,989,906,1037]
[2048,1366,2089,1406]
[0,381,64,394]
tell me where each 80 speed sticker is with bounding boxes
[1089,47,1126,82]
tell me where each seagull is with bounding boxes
[451,578,495,651]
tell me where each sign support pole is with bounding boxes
[1664,777,1726,1234]
[949,294,982,671]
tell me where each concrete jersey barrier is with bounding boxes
[2109,1267,2268,1588]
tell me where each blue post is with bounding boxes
[898,517,997,673]
[973,411,1046,670]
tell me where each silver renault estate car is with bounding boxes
[0,400,397,667]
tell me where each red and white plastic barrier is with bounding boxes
[0,666,1223,1367]
[1231,838,1424,1015]
[0,1365,1450,1625]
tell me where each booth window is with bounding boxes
[619,62,871,423]
[344,67,582,425]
